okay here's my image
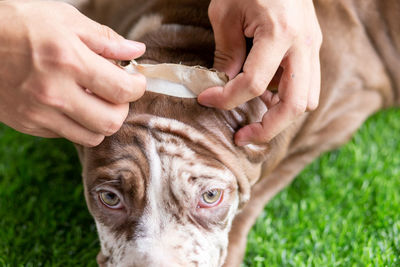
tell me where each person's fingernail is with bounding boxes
[197,94,214,107]
[198,87,221,107]
[236,139,251,146]
[123,40,146,51]
[198,99,214,107]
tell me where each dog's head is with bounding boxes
[77,94,266,266]
[76,0,269,264]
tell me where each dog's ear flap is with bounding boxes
[228,144,269,211]
[239,143,270,164]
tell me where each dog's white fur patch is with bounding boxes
[94,117,239,266]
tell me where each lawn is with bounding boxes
[0,108,399,266]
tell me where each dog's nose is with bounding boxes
[138,254,185,267]
[126,260,184,267]
[96,251,109,267]
[129,250,188,267]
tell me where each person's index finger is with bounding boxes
[235,101,294,145]
[198,35,286,110]
[77,45,146,104]
[241,31,289,85]
[211,17,246,78]
[235,47,312,145]
[71,11,146,60]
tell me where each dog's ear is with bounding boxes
[239,144,270,164]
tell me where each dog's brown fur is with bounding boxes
[73,0,400,265]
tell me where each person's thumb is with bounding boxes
[209,7,246,79]
[75,16,145,60]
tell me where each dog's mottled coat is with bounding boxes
[71,0,400,266]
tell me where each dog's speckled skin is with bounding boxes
[71,0,400,266]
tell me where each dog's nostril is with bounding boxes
[96,251,109,266]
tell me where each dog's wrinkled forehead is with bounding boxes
[82,115,240,266]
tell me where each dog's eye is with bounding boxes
[198,189,223,208]
[99,191,122,209]
[203,189,221,203]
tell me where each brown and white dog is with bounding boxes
[71,0,400,266]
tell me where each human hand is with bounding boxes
[198,0,322,146]
[0,0,146,146]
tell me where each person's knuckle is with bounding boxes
[103,115,124,136]
[20,123,36,134]
[33,83,64,108]
[99,25,118,42]
[66,4,80,14]
[114,75,146,103]
[104,120,120,136]
[56,1,76,11]
[23,111,36,125]
[57,49,82,72]
[280,23,298,40]
[115,74,146,103]
[207,6,216,20]
[315,29,323,47]
[17,103,31,117]
[288,99,307,117]
[113,82,132,103]
[41,40,82,73]
[84,135,105,147]
[214,49,236,66]
[32,82,52,103]
[247,77,266,97]
[307,98,319,111]
[208,2,221,22]
[18,118,40,134]
[61,53,82,74]
[133,74,147,99]
[266,14,294,39]
[24,107,43,125]
[41,40,67,64]
[116,111,128,127]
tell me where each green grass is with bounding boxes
[0,109,399,266]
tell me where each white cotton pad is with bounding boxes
[120,60,228,98]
